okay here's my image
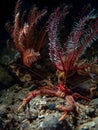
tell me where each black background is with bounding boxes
[0,0,98,41]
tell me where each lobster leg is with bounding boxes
[18,91,40,111]
[18,87,65,111]
[72,93,90,101]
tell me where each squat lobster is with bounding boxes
[18,81,90,112]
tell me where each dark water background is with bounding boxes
[0,0,98,43]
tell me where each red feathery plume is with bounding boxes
[6,0,47,67]
[47,5,98,77]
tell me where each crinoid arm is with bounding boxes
[47,5,72,72]
[6,1,47,67]
[47,5,98,77]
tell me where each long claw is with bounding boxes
[18,101,26,111]
[18,91,40,111]
[58,112,67,121]
[56,105,69,121]
[72,93,91,101]
[56,105,67,111]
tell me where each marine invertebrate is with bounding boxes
[18,5,98,120]
[48,4,98,80]
[18,82,90,111]
[57,95,90,121]
[6,0,47,67]
[56,95,81,121]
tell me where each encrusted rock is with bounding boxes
[78,117,98,130]
[0,65,14,88]
[39,113,72,130]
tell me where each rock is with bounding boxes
[0,45,19,65]
[38,115,45,119]
[87,107,95,117]
[78,117,98,130]
[0,104,16,130]
[25,109,38,121]
[20,120,30,130]
[39,113,72,130]
[28,84,38,91]
[89,98,98,106]
[0,104,8,118]
[48,103,56,110]
[0,65,14,89]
